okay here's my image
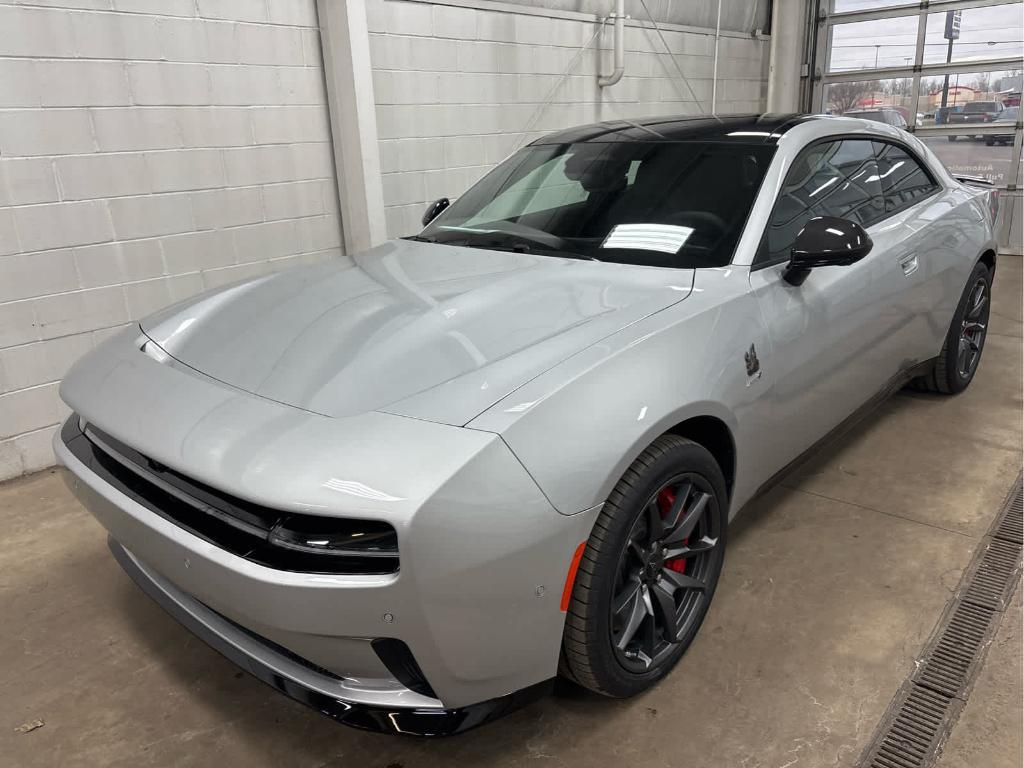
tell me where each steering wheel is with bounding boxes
[663,210,728,238]
[486,219,570,250]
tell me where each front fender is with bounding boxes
[469,281,766,518]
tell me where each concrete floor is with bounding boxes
[1,258,1021,768]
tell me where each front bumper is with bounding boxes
[107,536,551,736]
[56,404,599,732]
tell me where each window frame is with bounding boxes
[750,134,943,271]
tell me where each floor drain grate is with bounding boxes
[858,473,1023,768]
[993,478,1023,544]
[867,685,956,768]
[962,538,1023,611]
[913,600,995,698]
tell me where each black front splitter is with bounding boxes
[109,537,552,736]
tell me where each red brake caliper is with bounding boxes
[656,487,688,573]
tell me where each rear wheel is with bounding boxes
[560,435,727,697]
[948,135,957,142]
[911,261,991,394]
[985,136,995,146]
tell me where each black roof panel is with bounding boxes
[529,113,819,145]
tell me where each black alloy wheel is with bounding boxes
[911,260,992,395]
[560,435,727,698]
[956,275,988,379]
[610,475,721,672]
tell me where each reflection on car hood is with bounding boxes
[141,239,693,426]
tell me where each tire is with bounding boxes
[911,261,992,395]
[985,137,995,147]
[560,435,727,698]
[947,135,957,142]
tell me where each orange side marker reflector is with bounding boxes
[560,541,588,612]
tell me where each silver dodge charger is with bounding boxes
[56,114,998,735]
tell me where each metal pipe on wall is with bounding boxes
[598,0,625,87]
[711,0,722,114]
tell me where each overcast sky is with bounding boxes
[830,2,1023,71]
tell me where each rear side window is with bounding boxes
[873,142,939,213]
[758,139,884,266]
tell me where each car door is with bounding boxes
[745,137,923,477]
[869,140,949,360]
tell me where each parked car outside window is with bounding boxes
[947,101,1006,141]
[986,105,1019,146]
[842,107,908,129]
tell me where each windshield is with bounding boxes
[964,102,1000,113]
[417,141,775,269]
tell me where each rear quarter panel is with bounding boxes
[906,132,1000,346]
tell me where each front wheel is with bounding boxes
[911,261,991,394]
[560,435,727,697]
[948,135,957,142]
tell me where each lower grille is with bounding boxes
[372,638,438,698]
[62,416,399,575]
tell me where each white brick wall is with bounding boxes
[367,0,769,237]
[0,0,769,481]
[0,0,341,480]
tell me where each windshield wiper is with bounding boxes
[407,231,598,261]
[459,239,598,262]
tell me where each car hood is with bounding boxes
[141,239,693,426]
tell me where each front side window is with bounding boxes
[418,140,776,269]
[758,139,884,266]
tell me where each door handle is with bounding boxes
[899,252,919,276]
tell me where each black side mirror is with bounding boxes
[784,216,873,286]
[422,197,450,227]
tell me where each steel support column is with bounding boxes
[317,0,388,253]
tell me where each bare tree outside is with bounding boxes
[970,72,993,94]
[826,80,880,113]
[920,77,945,96]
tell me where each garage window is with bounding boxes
[813,0,1023,254]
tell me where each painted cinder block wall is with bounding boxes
[0,0,769,481]
[366,0,770,237]
[0,0,342,480]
